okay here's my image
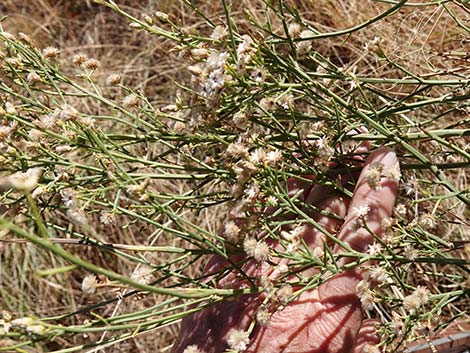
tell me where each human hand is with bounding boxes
[172,146,400,353]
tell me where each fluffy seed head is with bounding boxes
[364,162,384,190]
[404,245,417,261]
[72,53,88,66]
[420,213,437,230]
[369,266,389,284]
[183,345,203,353]
[367,242,383,256]
[81,274,98,294]
[256,308,271,326]
[243,238,258,256]
[259,97,276,111]
[395,203,407,218]
[281,225,304,242]
[381,217,393,230]
[211,26,228,41]
[27,72,41,84]
[0,125,12,140]
[403,293,421,313]
[413,286,430,305]
[60,105,80,121]
[100,212,116,225]
[402,286,430,314]
[130,265,154,285]
[233,111,249,129]
[265,150,282,166]
[296,30,314,55]
[385,163,401,181]
[254,241,270,262]
[356,280,375,310]
[123,94,140,108]
[243,238,270,262]
[226,142,249,159]
[312,246,324,259]
[173,121,186,132]
[5,102,16,115]
[227,329,250,351]
[288,23,302,37]
[106,73,122,86]
[352,204,370,218]
[276,263,289,275]
[249,148,266,165]
[83,58,100,70]
[67,208,88,226]
[1,168,42,193]
[224,220,241,242]
[233,161,258,184]
[191,48,209,60]
[42,46,60,59]
[266,195,278,206]
[277,284,293,305]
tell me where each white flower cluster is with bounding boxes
[281,224,305,242]
[296,30,315,56]
[256,307,271,326]
[224,220,241,243]
[190,51,229,103]
[350,204,370,231]
[130,265,154,285]
[277,284,293,305]
[81,274,98,294]
[0,167,42,193]
[356,280,376,310]
[183,345,203,353]
[364,162,401,191]
[243,238,271,262]
[0,120,17,141]
[60,188,88,226]
[227,329,250,352]
[403,286,430,313]
[248,147,283,167]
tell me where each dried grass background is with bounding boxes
[0,0,469,352]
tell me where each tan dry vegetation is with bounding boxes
[0,0,469,352]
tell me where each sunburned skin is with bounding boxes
[171,147,400,353]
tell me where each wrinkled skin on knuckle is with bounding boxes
[173,272,363,353]
[247,273,362,353]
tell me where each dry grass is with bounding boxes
[0,0,468,352]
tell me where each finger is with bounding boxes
[352,319,381,353]
[336,126,371,166]
[300,128,371,249]
[334,148,399,255]
[301,194,350,250]
[289,127,370,205]
[305,126,371,205]
[287,174,315,201]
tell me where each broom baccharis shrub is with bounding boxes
[0,1,469,351]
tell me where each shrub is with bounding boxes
[0,1,468,351]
